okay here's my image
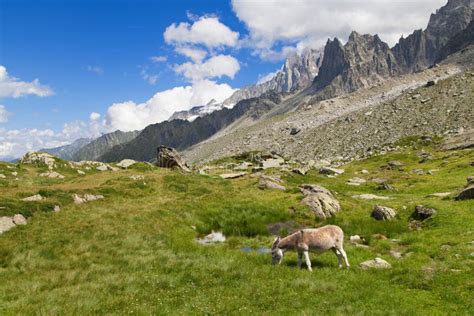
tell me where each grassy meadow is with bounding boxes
[0,140,473,314]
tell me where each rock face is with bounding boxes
[456,185,474,200]
[299,184,340,219]
[156,146,190,171]
[412,205,437,220]
[371,205,397,221]
[360,257,392,270]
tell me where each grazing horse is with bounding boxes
[271,225,350,271]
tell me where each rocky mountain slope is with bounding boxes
[40,138,91,160]
[99,92,282,162]
[72,130,139,161]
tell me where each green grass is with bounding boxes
[0,144,473,314]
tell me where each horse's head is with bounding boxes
[271,236,283,265]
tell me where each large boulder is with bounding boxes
[12,214,27,225]
[411,205,437,221]
[0,217,16,234]
[299,184,340,219]
[156,146,190,172]
[117,159,137,169]
[456,185,474,200]
[371,205,397,221]
[20,152,57,169]
[258,175,286,191]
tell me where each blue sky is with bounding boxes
[0,0,445,158]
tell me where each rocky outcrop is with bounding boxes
[299,184,340,219]
[72,130,139,161]
[20,152,57,169]
[156,146,190,171]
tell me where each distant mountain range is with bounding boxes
[40,138,92,160]
[40,0,474,163]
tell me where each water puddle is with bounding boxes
[240,246,271,254]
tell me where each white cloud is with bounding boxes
[150,56,168,63]
[86,65,104,75]
[174,55,240,81]
[175,47,208,63]
[105,80,236,132]
[232,0,446,58]
[0,65,53,98]
[89,112,101,121]
[140,67,159,85]
[164,16,239,49]
[0,105,12,123]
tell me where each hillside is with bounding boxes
[1,140,473,313]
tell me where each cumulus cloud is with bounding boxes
[232,0,446,59]
[0,65,53,98]
[0,105,12,123]
[150,55,168,63]
[174,55,240,81]
[86,65,104,75]
[164,16,239,49]
[175,47,208,63]
[105,80,236,132]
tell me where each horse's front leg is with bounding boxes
[303,251,312,271]
[297,252,303,269]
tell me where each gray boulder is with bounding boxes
[456,185,474,200]
[12,214,27,225]
[360,257,392,269]
[299,184,340,219]
[156,146,190,172]
[0,217,16,234]
[117,159,137,169]
[319,167,344,175]
[411,205,437,220]
[258,175,286,191]
[371,205,397,221]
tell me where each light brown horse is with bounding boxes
[271,225,350,271]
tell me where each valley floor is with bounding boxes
[0,140,473,314]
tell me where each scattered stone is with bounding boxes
[11,172,18,176]
[77,170,85,175]
[220,172,246,179]
[372,178,389,185]
[319,167,344,176]
[378,182,395,191]
[389,250,403,259]
[130,175,145,181]
[96,164,109,171]
[290,127,301,135]
[0,217,16,234]
[361,169,370,174]
[350,235,364,244]
[372,234,388,240]
[117,159,137,169]
[355,244,369,249]
[196,231,226,244]
[455,185,474,200]
[411,169,425,175]
[360,257,392,270]
[371,205,397,221]
[352,194,390,200]
[22,194,43,202]
[411,205,437,220]
[258,175,286,191]
[292,167,307,176]
[0,174,5,178]
[347,177,366,186]
[39,171,65,179]
[426,192,451,198]
[73,194,104,204]
[388,160,403,168]
[408,220,423,231]
[53,205,61,212]
[299,184,340,219]
[12,214,27,225]
[156,145,190,172]
[262,157,285,169]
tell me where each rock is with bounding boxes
[53,205,61,212]
[258,175,286,191]
[355,244,369,249]
[378,182,395,191]
[411,205,437,220]
[411,169,425,175]
[372,178,389,185]
[350,235,363,244]
[22,194,43,202]
[196,231,226,244]
[234,162,252,170]
[39,171,65,179]
[11,172,18,176]
[425,80,436,87]
[77,170,85,175]
[372,233,388,240]
[117,159,137,169]
[467,176,474,185]
[96,164,109,171]
[262,157,285,169]
[292,168,307,176]
[388,160,403,168]
[371,205,397,221]
[352,194,390,200]
[73,194,104,204]
[389,250,403,259]
[220,172,246,179]
[361,169,370,174]
[20,152,56,169]
[130,175,145,181]
[347,177,366,185]
[319,167,344,175]
[426,192,451,198]
[156,145,190,172]
[290,127,301,135]
[360,257,392,270]
[12,214,27,225]
[456,185,474,200]
[299,184,340,219]
[442,129,474,151]
[0,174,5,178]
[0,217,16,234]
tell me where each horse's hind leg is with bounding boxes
[332,248,343,268]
